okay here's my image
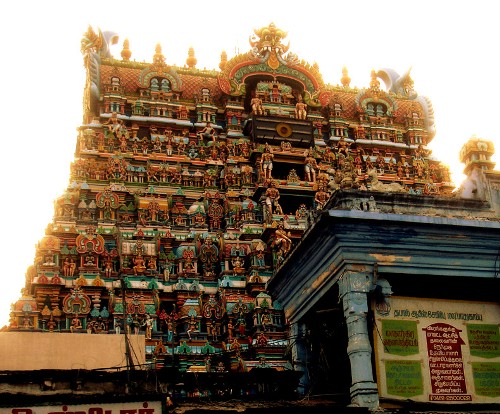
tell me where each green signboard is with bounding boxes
[467,324,500,359]
[385,360,423,398]
[382,319,419,356]
[472,362,500,397]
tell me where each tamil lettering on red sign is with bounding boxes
[2,401,161,414]
[423,322,470,401]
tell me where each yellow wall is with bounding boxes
[0,332,145,371]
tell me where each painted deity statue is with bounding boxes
[260,143,274,182]
[295,95,307,120]
[251,96,264,115]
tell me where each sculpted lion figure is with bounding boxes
[367,169,405,193]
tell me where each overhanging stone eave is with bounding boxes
[324,189,495,215]
[268,208,500,322]
[271,209,500,289]
[327,208,500,230]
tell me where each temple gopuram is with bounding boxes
[2,23,499,413]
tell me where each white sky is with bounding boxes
[0,0,498,327]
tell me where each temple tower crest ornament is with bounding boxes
[218,23,323,100]
[138,43,182,91]
[249,22,298,69]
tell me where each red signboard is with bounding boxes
[423,323,471,401]
[1,401,162,414]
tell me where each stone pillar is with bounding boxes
[290,321,309,395]
[338,271,379,409]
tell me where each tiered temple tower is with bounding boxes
[8,23,454,382]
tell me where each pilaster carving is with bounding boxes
[338,271,379,409]
[290,321,309,395]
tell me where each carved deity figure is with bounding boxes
[274,221,292,259]
[148,257,157,273]
[231,254,245,274]
[104,256,113,277]
[261,313,272,331]
[120,135,128,152]
[251,96,264,115]
[62,257,72,276]
[70,315,82,333]
[295,95,307,120]
[199,236,219,276]
[144,314,153,339]
[198,122,217,142]
[304,148,318,182]
[104,112,123,137]
[314,184,330,210]
[280,140,292,151]
[133,255,147,275]
[263,180,283,223]
[47,316,56,332]
[260,143,274,182]
[240,141,250,158]
[254,241,266,268]
[84,253,95,267]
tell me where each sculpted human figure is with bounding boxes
[133,255,146,275]
[198,121,217,142]
[261,313,271,331]
[62,257,71,276]
[199,236,219,276]
[251,95,264,115]
[167,319,175,341]
[141,137,149,155]
[69,258,76,276]
[280,140,291,151]
[231,254,245,274]
[227,320,234,340]
[260,143,274,181]
[84,253,95,267]
[254,241,266,268]
[144,314,153,339]
[47,316,56,332]
[177,140,186,155]
[104,112,123,136]
[295,95,307,120]
[165,131,173,156]
[23,316,33,329]
[271,84,281,103]
[304,147,318,182]
[43,251,55,266]
[264,181,283,222]
[104,256,113,277]
[148,257,157,273]
[70,315,82,333]
[153,136,162,153]
[120,135,128,152]
[274,221,292,258]
[314,184,330,210]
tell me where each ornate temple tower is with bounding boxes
[6,23,466,407]
[460,136,496,176]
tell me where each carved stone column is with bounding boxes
[290,321,309,395]
[338,270,379,409]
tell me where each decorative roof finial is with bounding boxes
[153,43,165,65]
[186,46,197,69]
[81,25,103,55]
[341,66,351,88]
[370,69,380,91]
[219,50,227,71]
[121,38,131,62]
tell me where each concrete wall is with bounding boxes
[0,332,145,371]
